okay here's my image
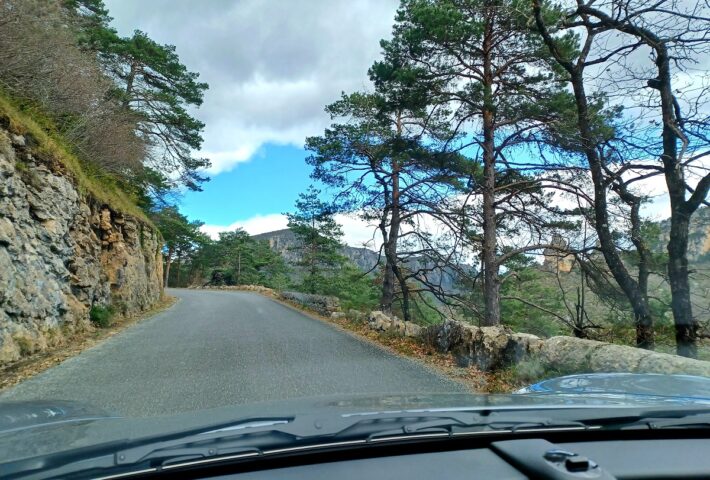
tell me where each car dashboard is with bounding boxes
[151,435,710,479]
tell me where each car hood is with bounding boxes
[2,373,710,464]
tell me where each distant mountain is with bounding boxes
[252,228,379,272]
[251,228,463,292]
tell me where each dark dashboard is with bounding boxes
[201,437,710,480]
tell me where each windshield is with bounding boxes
[0,0,709,472]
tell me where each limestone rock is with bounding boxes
[366,310,423,338]
[0,123,163,366]
[279,291,341,316]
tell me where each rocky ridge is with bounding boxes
[0,121,163,365]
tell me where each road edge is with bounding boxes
[259,292,484,393]
[0,295,178,392]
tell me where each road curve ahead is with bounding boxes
[1,289,468,416]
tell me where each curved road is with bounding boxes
[1,289,468,416]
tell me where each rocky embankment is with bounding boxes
[368,312,710,377]
[0,121,163,365]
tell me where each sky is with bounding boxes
[104,0,399,245]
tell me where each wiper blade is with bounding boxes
[366,415,591,441]
[635,411,710,430]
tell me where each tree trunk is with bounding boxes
[481,133,500,327]
[123,61,138,108]
[480,17,500,327]
[569,69,655,348]
[176,257,182,287]
[381,262,396,311]
[618,188,655,349]
[655,46,698,357]
[380,113,408,320]
[668,209,696,357]
[164,247,173,288]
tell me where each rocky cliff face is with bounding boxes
[252,228,380,271]
[0,124,163,365]
[656,206,710,262]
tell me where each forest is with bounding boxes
[1,0,708,358]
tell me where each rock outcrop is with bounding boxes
[0,125,163,365]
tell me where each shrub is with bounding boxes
[90,305,115,328]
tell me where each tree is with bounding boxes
[560,0,710,357]
[385,0,575,326]
[531,0,659,349]
[286,187,347,294]
[0,0,145,175]
[67,0,211,191]
[152,207,204,288]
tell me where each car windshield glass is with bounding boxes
[0,0,709,474]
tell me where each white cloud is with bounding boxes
[105,0,400,175]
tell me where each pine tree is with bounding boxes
[65,0,210,192]
[385,0,574,326]
[286,187,347,294]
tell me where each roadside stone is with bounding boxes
[366,311,423,339]
[539,336,601,371]
[10,134,25,147]
[279,291,341,316]
[368,311,394,331]
[637,351,710,376]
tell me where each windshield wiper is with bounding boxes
[9,411,597,479]
[365,415,591,441]
[618,410,710,430]
[12,407,710,479]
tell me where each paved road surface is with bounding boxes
[1,289,468,416]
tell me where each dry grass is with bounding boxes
[0,93,150,223]
[0,295,176,392]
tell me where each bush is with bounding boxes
[90,305,115,328]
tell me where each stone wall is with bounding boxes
[0,126,163,364]
[365,311,710,377]
[278,291,341,316]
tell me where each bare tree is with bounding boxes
[569,0,710,357]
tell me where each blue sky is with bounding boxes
[104,0,399,240]
[181,145,312,225]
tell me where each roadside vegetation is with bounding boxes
[0,0,209,213]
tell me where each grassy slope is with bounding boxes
[0,93,150,224]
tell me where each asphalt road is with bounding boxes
[1,289,468,416]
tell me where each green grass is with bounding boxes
[0,92,150,224]
[89,305,115,328]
